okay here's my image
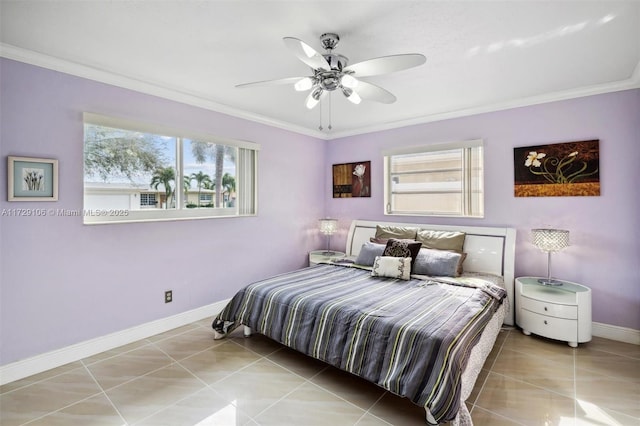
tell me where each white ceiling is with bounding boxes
[1,1,639,139]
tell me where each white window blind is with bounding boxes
[383,140,484,217]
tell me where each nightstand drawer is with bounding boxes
[520,295,577,319]
[520,309,578,342]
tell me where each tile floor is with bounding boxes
[1,319,638,425]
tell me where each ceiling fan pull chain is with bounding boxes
[318,98,323,131]
[328,93,332,131]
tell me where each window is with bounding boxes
[83,113,258,224]
[383,140,483,217]
[140,193,157,207]
[199,194,213,203]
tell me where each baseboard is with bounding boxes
[592,321,640,345]
[0,299,229,386]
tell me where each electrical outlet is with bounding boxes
[164,290,173,303]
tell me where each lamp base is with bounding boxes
[538,278,564,286]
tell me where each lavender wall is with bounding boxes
[326,89,640,330]
[1,58,637,368]
[0,59,326,365]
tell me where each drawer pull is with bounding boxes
[544,306,548,311]
[544,320,548,325]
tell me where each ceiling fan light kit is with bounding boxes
[306,87,325,109]
[237,32,426,119]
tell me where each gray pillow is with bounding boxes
[413,248,464,277]
[354,242,386,266]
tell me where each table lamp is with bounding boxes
[531,228,570,286]
[319,218,338,255]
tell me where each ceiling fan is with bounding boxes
[236,33,426,110]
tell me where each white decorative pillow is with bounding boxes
[371,256,412,280]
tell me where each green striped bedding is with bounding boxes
[213,264,506,424]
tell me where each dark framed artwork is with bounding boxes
[514,140,600,197]
[333,161,371,198]
[7,156,59,201]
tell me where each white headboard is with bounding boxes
[345,220,516,325]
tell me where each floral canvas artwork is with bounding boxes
[514,140,600,197]
[333,161,371,198]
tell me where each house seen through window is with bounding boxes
[384,140,484,217]
[83,113,258,223]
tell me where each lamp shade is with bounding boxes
[319,218,338,235]
[532,229,570,252]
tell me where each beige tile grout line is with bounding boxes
[468,328,528,426]
[17,361,130,426]
[210,337,384,425]
[360,391,395,426]
[573,346,579,424]
[67,333,231,426]
[24,319,637,425]
[249,353,395,426]
[118,326,290,423]
[130,332,334,425]
[3,324,205,396]
[0,361,89,396]
[6,327,210,425]
[129,337,269,425]
[80,361,130,425]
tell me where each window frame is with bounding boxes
[383,139,484,218]
[83,113,259,224]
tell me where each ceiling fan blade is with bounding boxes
[353,81,396,104]
[344,54,426,77]
[283,37,331,70]
[235,77,306,88]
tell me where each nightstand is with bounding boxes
[309,250,346,266]
[516,277,592,347]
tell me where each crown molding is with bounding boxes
[632,59,640,83]
[328,71,640,139]
[2,43,638,142]
[0,43,328,140]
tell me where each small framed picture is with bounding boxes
[332,161,371,198]
[7,156,59,201]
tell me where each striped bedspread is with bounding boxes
[212,264,506,424]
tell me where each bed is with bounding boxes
[212,220,516,425]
